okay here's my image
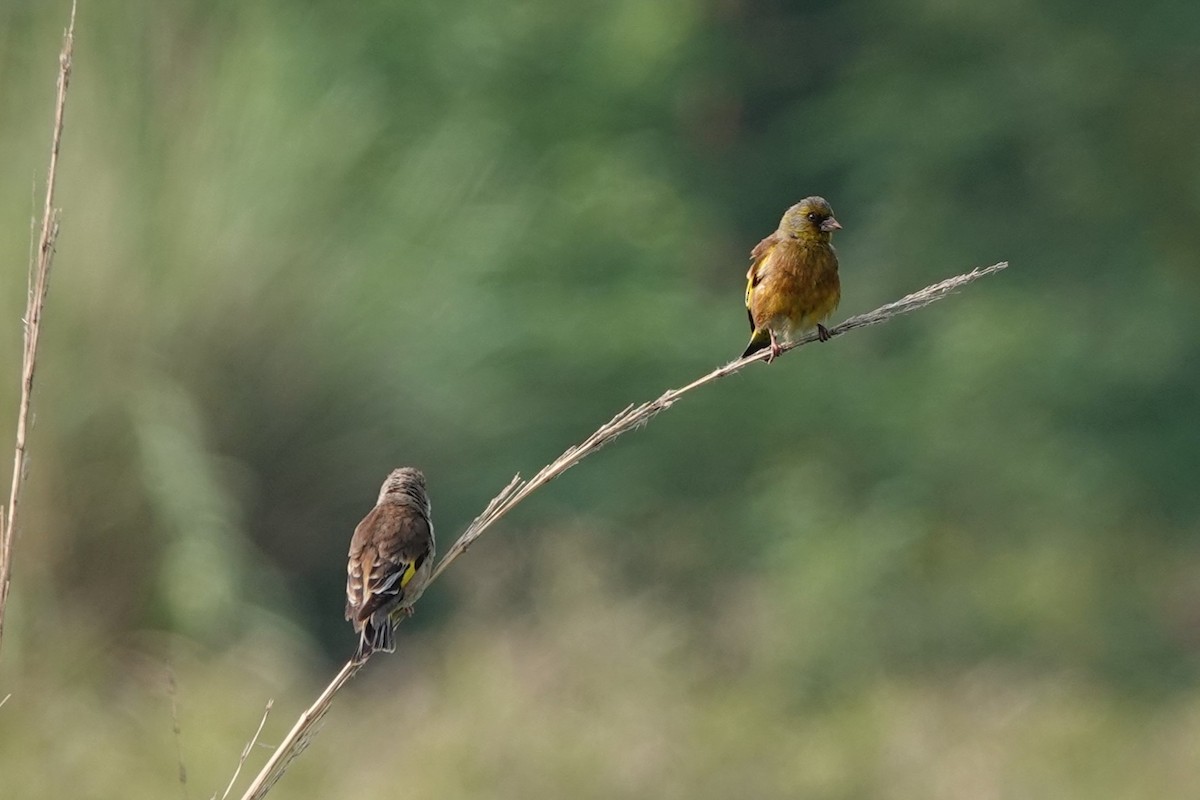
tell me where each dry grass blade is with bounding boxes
[430,474,523,582]
[232,260,1008,800]
[0,0,76,652]
[238,661,361,800]
[218,700,274,800]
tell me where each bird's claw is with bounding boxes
[817,324,831,342]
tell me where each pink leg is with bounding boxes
[766,331,782,363]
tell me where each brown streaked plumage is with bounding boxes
[742,196,842,362]
[345,467,435,661]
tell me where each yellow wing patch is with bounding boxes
[399,560,417,590]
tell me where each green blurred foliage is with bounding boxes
[0,0,1198,796]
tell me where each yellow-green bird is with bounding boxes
[742,196,842,362]
[345,467,435,662]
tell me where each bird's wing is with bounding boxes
[348,503,433,623]
[345,520,368,621]
[745,234,778,325]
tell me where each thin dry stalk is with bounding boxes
[217,700,274,800]
[0,1,76,651]
[237,662,358,800]
[231,260,1008,800]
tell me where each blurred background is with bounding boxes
[1,0,1198,796]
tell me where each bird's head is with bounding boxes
[378,467,428,503]
[780,196,841,241]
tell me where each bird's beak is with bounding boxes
[821,217,842,232]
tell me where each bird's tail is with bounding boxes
[353,631,371,663]
[353,628,373,663]
[374,619,397,653]
[741,328,770,358]
[352,617,397,662]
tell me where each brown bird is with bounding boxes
[742,196,842,362]
[345,467,435,661]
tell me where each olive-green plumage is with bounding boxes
[742,196,842,362]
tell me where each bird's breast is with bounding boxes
[750,242,840,329]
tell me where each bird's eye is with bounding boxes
[806,212,819,222]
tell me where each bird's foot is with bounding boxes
[817,324,831,342]
[766,340,783,363]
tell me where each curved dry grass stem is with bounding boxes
[233,260,1008,800]
[0,0,75,653]
[432,260,1009,581]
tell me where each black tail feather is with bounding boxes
[741,331,770,359]
[353,617,397,662]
